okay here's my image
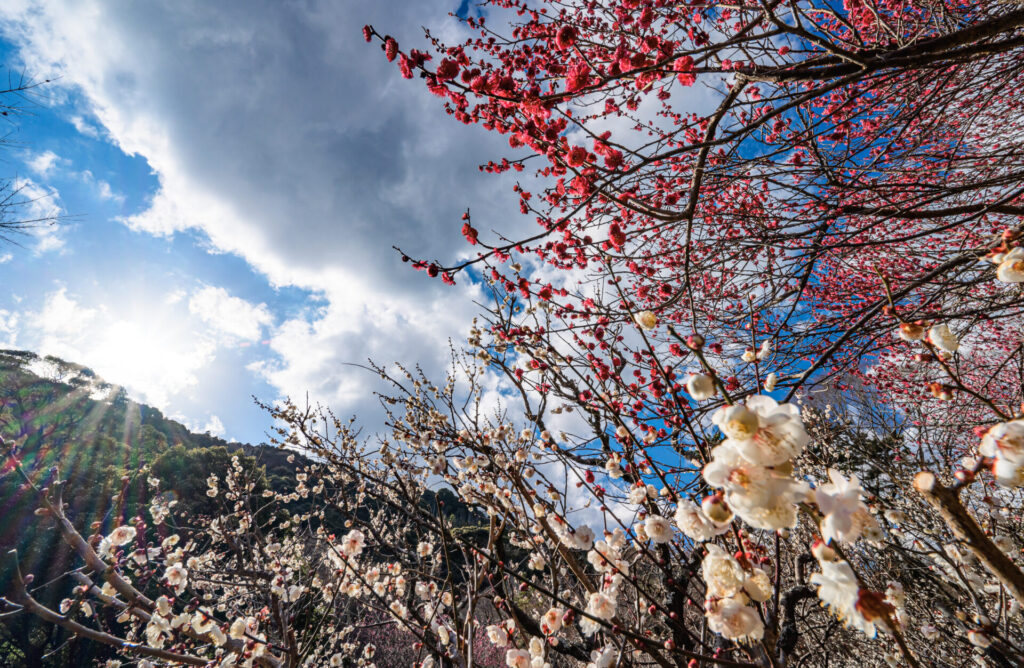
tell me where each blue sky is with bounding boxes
[0,0,523,444]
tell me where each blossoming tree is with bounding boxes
[6,1,1024,667]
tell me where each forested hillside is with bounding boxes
[0,349,274,664]
[0,349,484,666]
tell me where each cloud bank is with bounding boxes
[0,0,527,432]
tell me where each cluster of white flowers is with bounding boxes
[741,339,772,363]
[627,482,657,505]
[579,529,631,636]
[702,395,809,530]
[700,544,767,642]
[505,639,549,668]
[550,517,595,550]
[604,453,624,479]
[586,528,629,574]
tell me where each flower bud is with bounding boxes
[702,493,733,523]
[686,374,716,401]
[634,310,658,330]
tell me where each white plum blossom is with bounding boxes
[811,560,857,614]
[979,419,1024,487]
[644,515,673,543]
[927,324,959,353]
[604,455,624,479]
[506,649,531,668]
[191,613,214,634]
[210,625,227,647]
[996,247,1024,283]
[743,567,773,603]
[587,539,623,573]
[486,622,512,647]
[703,441,807,530]
[634,310,658,329]
[627,483,656,505]
[528,636,545,659]
[686,373,717,400]
[587,591,617,620]
[810,559,885,638]
[540,607,563,635]
[705,595,764,643]
[554,521,595,550]
[97,537,113,560]
[340,529,366,557]
[712,395,809,466]
[108,526,137,547]
[587,646,617,668]
[674,500,730,541]
[702,544,746,598]
[229,618,247,640]
[164,564,188,595]
[815,469,868,544]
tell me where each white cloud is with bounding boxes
[188,285,272,342]
[77,169,125,203]
[33,225,65,253]
[0,253,12,263]
[94,178,122,202]
[68,113,100,138]
[18,286,220,410]
[26,149,62,177]
[171,412,226,437]
[10,178,65,253]
[0,308,19,346]
[203,414,225,436]
[33,286,94,337]
[251,277,482,410]
[164,288,186,304]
